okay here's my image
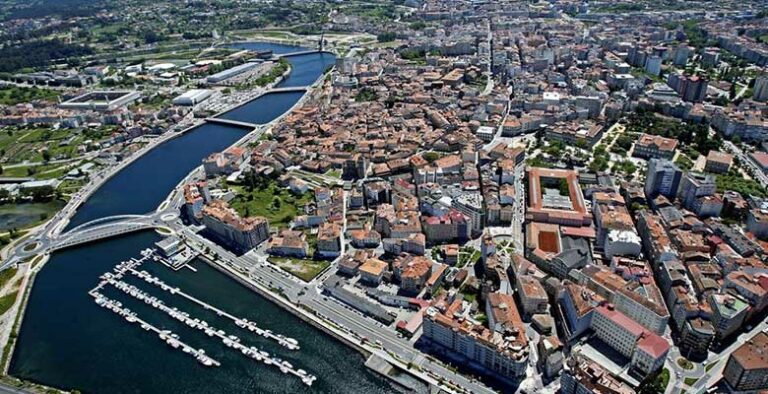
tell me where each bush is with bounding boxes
[423,152,440,163]
[376,32,397,42]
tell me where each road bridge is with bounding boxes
[267,86,308,93]
[274,50,324,58]
[2,210,179,270]
[54,217,161,250]
[204,118,258,129]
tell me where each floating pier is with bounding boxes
[91,292,220,367]
[88,251,316,386]
[125,267,300,350]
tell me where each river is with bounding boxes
[9,44,399,394]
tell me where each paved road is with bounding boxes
[723,140,768,187]
[0,383,31,394]
[172,222,496,394]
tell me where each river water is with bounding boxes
[9,44,398,394]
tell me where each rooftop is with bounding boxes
[731,332,768,371]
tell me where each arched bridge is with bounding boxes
[53,214,166,251]
[3,210,180,270]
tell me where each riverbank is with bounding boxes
[0,255,64,394]
[197,253,448,394]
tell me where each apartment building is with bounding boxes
[633,134,678,160]
[201,200,270,253]
[422,296,529,381]
[590,305,670,376]
[723,332,768,392]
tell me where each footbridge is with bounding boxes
[267,86,308,93]
[4,210,180,269]
[274,50,325,58]
[204,118,258,129]
[53,214,169,251]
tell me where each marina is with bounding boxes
[126,262,300,350]
[90,292,220,368]
[87,249,315,386]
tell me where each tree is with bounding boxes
[423,152,440,163]
[42,150,51,162]
[615,134,635,150]
[376,32,397,42]
[637,369,668,394]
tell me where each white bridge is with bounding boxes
[3,211,178,270]
[53,214,167,250]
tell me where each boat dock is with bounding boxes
[125,267,300,350]
[90,292,220,367]
[88,251,316,386]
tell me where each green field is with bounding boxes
[0,268,18,290]
[229,180,312,228]
[267,256,329,282]
[0,291,18,316]
[0,86,59,106]
[325,169,342,179]
[0,127,83,165]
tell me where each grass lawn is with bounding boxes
[684,377,698,386]
[660,368,670,390]
[268,256,329,282]
[325,169,342,179]
[460,289,477,303]
[229,180,312,228]
[0,268,17,290]
[457,247,480,269]
[3,163,74,180]
[58,178,86,193]
[0,86,59,106]
[0,291,18,316]
[705,362,718,372]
